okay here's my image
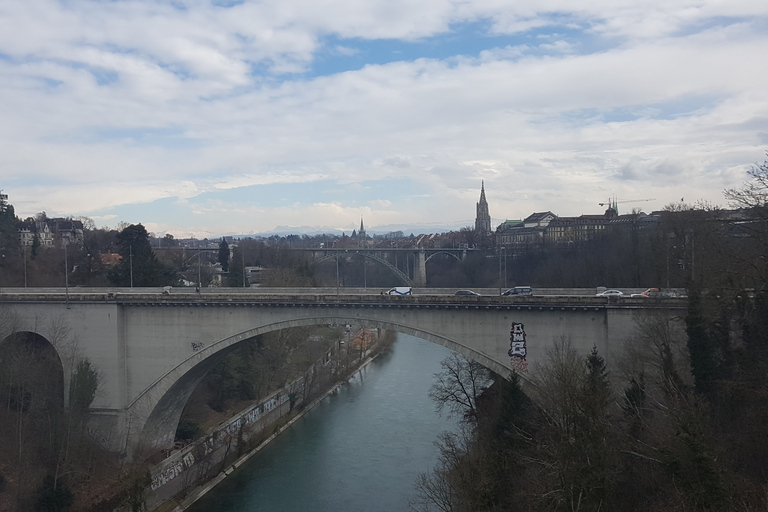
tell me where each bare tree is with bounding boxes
[725,155,768,212]
[429,354,491,424]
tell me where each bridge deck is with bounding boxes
[0,290,687,310]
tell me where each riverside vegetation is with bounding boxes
[410,159,768,512]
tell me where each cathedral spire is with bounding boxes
[358,216,366,247]
[475,181,491,235]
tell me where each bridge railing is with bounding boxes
[0,286,686,296]
[0,287,688,309]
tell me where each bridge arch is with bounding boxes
[132,315,512,454]
[0,330,65,412]
[424,251,462,264]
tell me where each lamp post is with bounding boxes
[503,246,507,288]
[129,245,133,288]
[498,245,503,296]
[64,241,70,308]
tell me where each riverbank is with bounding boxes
[149,341,387,512]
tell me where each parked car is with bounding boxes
[382,287,412,296]
[455,290,481,296]
[596,289,623,297]
[631,287,660,298]
[502,286,533,296]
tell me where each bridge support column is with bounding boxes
[413,250,427,287]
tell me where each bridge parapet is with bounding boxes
[0,290,688,310]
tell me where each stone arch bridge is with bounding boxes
[0,288,685,458]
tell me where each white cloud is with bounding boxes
[0,0,766,232]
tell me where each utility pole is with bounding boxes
[498,246,503,295]
[129,245,133,288]
[503,246,507,288]
[64,241,70,308]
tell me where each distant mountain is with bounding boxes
[239,220,476,238]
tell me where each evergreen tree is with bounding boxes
[0,195,19,252]
[69,360,98,416]
[108,224,176,286]
[227,245,244,287]
[218,239,230,272]
[685,287,721,395]
[583,345,611,421]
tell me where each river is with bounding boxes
[186,333,460,512]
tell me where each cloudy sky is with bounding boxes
[2,0,767,237]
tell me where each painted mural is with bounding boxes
[508,322,528,373]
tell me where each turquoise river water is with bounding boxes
[187,334,460,512]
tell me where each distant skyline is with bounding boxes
[2,0,767,238]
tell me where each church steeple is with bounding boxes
[358,217,366,247]
[475,181,491,235]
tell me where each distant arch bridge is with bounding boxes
[300,247,475,286]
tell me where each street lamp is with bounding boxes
[498,245,504,295]
[64,240,70,308]
[502,246,507,289]
[129,245,134,288]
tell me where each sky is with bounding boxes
[1,0,767,238]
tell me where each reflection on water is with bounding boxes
[187,334,459,512]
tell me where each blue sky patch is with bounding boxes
[307,18,601,78]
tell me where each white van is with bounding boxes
[383,287,412,296]
[502,286,533,296]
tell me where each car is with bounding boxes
[596,289,623,297]
[630,287,660,298]
[502,286,533,296]
[382,287,412,296]
[455,290,481,296]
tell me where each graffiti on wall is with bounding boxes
[151,459,186,490]
[508,322,528,373]
[151,430,176,449]
[149,391,289,491]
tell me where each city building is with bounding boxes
[496,212,556,250]
[18,218,83,247]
